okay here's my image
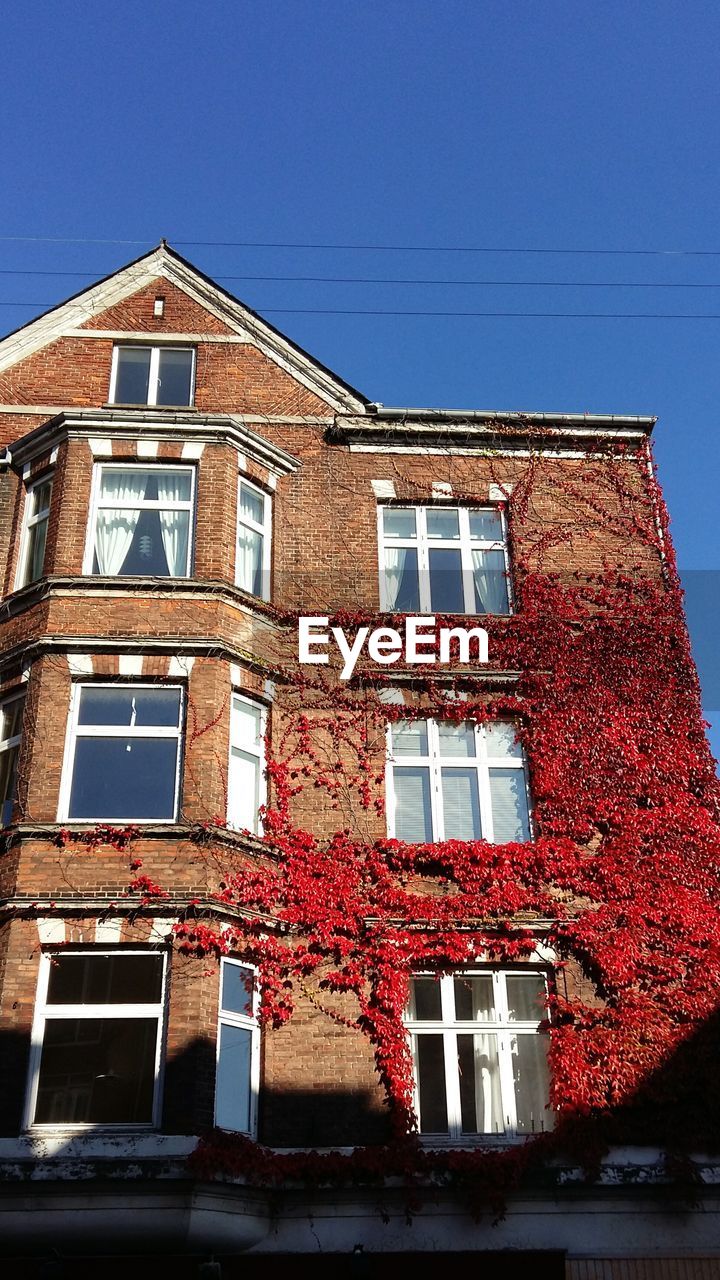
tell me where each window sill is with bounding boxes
[103,402,198,412]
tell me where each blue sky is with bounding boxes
[2,0,718,759]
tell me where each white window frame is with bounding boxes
[386,718,531,843]
[109,344,196,407]
[82,462,196,577]
[15,472,53,590]
[235,476,272,600]
[227,693,267,835]
[404,969,552,1140]
[0,691,24,826]
[57,682,185,823]
[377,504,512,614]
[214,957,260,1135]
[24,949,168,1131]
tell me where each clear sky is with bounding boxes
[2,0,718,758]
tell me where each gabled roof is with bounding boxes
[0,242,370,415]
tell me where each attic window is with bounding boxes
[110,345,195,407]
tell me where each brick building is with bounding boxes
[0,244,718,1277]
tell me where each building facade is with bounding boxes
[0,245,718,1277]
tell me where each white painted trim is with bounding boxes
[227,693,267,836]
[15,470,54,590]
[148,917,177,942]
[432,481,453,498]
[66,654,94,675]
[23,949,168,1131]
[88,437,113,458]
[95,918,123,942]
[215,957,260,1137]
[236,476,272,601]
[167,655,194,678]
[36,919,65,944]
[118,655,144,676]
[371,479,396,499]
[136,439,160,458]
[181,441,205,460]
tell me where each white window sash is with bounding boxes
[405,970,549,1140]
[83,463,196,576]
[24,950,168,1131]
[378,504,511,614]
[227,693,267,834]
[15,474,53,589]
[387,720,531,843]
[215,958,260,1135]
[109,346,196,407]
[57,683,185,823]
[235,477,272,599]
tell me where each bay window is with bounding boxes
[59,684,184,822]
[26,950,167,1128]
[236,478,271,599]
[379,505,511,614]
[109,345,195,407]
[227,694,266,834]
[405,971,553,1138]
[85,463,194,578]
[387,719,531,844]
[16,473,53,588]
[214,958,259,1134]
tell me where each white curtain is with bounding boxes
[237,523,262,594]
[95,472,148,575]
[157,472,189,576]
[472,1033,503,1132]
[471,548,508,614]
[383,546,406,608]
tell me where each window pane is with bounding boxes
[77,687,181,728]
[428,548,464,613]
[393,767,432,842]
[458,1033,503,1134]
[0,742,18,825]
[31,479,53,515]
[215,1022,252,1131]
[1,697,24,742]
[228,748,260,832]
[453,975,495,1021]
[383,546,420,611]
[414,1034,448,1132]
[489,768,530,843]
[506,975,547,1022]
[232,698,263,748]
[47,954,163,1005]
[28,516,49,582]
[441,768,481,840]
[383,508,416,538]
[237,524,263,595]
[409,977,442,1021]
[426,509,460,540]
[391,720,428,757]
[469,509,503,541]
[472,548,509,614]
[239,483,265,526]
[512,1033,553,1133]
[485,721,523,759]
[68,738,178,819]
[114,349,151,404]
[221,963,254,1017]
[34,1017,158,1124]
[437,721,475,758]
[156,349,194,405]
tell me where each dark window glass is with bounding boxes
[414,1034,448,1132]
[221,964,254,1017]
[155,349,193,406]
[114,349,151,404]
[411,978,442,1021]
[46,954,163,1005]
[428,547,464,612]
[34,1017,158,1124]
[77,687,181,728]
[68,737,179,819]
[215,1023,252,1132]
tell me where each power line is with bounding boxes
[4,269,720,289]
[6,302,720,319]
[2,234,720,257]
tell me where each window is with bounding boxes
[0,693,24,826]
[227,694,266,834]
[387,719,531,844]
[85,464,195,577]
[236,478,271,599]
[215,958,259,1134]
[405,971,553,1138]
[59,684,184,822]
[109,345,195,407]
[25,950,166,1128]
[379,505,510,614]
[16,473,53,588]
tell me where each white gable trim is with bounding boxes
[0,246,368,416]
